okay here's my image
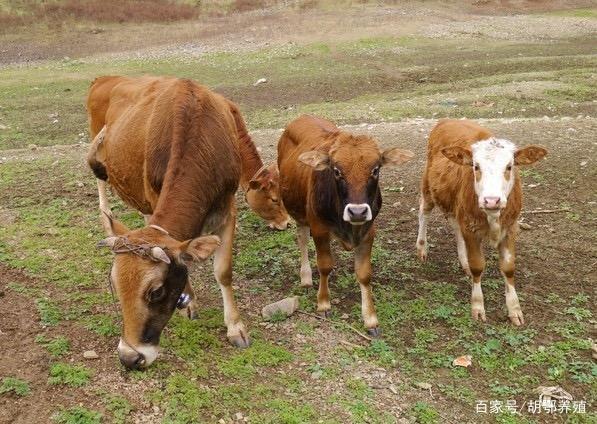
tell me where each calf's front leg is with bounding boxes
[355,232,379,337]
[297,225,313,287]
[499,231,523,326]
[213,201,249,348]
[313,232,333,317]
[463,232,486,322]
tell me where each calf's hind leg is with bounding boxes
[297,225,313,287]
[213,201,250,348]
[416,181,434,261]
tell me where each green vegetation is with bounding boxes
[411,402,439,424]
[35,335,70,357]
[52,406,102,424]
[48,363,92,387]
[103,394,134,424]
[218,339,293,378]
[0,377,31,396]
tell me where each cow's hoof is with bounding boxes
[471,308,487,322]
[228,332,250,349]
[318,310,331,319]
[508,311,524,326]
[367,327,381,338]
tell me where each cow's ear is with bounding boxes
[381,148,414,167]
[298,151,329,171]
[177,235,220,263]
[514,146,547,166]
[441,147,473,166]
[102,211,129,236]
[249,166,272,191]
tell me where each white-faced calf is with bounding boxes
[416,119,547,325]
[278,115,413,336]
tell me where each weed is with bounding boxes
[48,363,92,387]
[82,313,120,337]
[565,306,592,321]
[104,394,134,424]
[0,377,31,396]
[152,373,212,423]
[219,340,292,378]
[411,401,439,424]
[35,335,70,357]
[36,297,62,325]
[52,406,102,424]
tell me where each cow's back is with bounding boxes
[277,115,336,224]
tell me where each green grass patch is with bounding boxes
[0,377,31,396]
[36,297,62,326]
[35,335,70,357]
[218,339,293,378]
[52,406,102,424]
[48,363,92,387]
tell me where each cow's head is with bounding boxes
[442,138,547,212]
[98,216,219,370]
[299,133,414,225]
[247,163,290,230]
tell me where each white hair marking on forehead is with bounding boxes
[471,138,516,161]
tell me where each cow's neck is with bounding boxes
[237,129,264,191]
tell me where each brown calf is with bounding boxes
[87,76,250,369]
[87,75,289,230]
[278,115,413,335]
[416,119,547,325]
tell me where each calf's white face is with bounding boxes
[442,138,547,213]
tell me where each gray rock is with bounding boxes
[83,350,99,359]
[262,296,299,320]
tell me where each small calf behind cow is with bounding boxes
[417,119,547,325]
[278,115,413,336]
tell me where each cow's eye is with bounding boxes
[506,165,512,171]
[371,166,380,178]
[474,164,480,171]
[333,167,343,179]
[148,286,165,303]
[271,197,279,204]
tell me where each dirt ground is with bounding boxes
[0,1,596,423]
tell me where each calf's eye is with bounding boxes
[148,286,165,303]
[474,165,480,171]
[333,167,342,179]
[371,167,380,178]
[506,165,512,171]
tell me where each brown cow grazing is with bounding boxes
[416,119,547,326]
[87,75,289,230]
[278,115,414,336]
[87,76,251,369]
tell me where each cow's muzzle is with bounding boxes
[343,203,372,225]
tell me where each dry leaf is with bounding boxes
[452,355,472,367]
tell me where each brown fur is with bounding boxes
[87,75,288,228]
[87,76,250,368]
[278,115,413,334]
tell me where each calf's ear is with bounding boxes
[101,211,129,237]
[441,147,473,166]
[381,148,414,166]
[514,146,547,165]
[249,166,272,191]
[177,235,221,263]
[298,151,329,171]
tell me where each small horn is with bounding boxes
[150,246,171,264]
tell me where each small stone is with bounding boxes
[310,370,323,380]
[0,124,7,130]
[389,384,398,394]
[415,382,432,390]
[219,419,226,424]
[518,222,532,230]
[83,350,99,360]
[28,144,38,150]
[340,313,349,320]
[235,412,243,420]
[76,182,84,188]
[153,406,160,414]
[580,160,588,167]
[253,78,267,86]
[261,296,299,320]
[331,298,340,305]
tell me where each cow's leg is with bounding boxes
[213,201,249,348]
[449,218,471,275]
[355,231,379,337]
[313,232,333,317]
[297,225,312,287]
[416,182,434,261]
[463,232,486,322]
[499,231,523,326]
[97,179,113,233]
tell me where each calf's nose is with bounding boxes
[483,196,501,209]
[347,204,370,222]
[118,350,146,370]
